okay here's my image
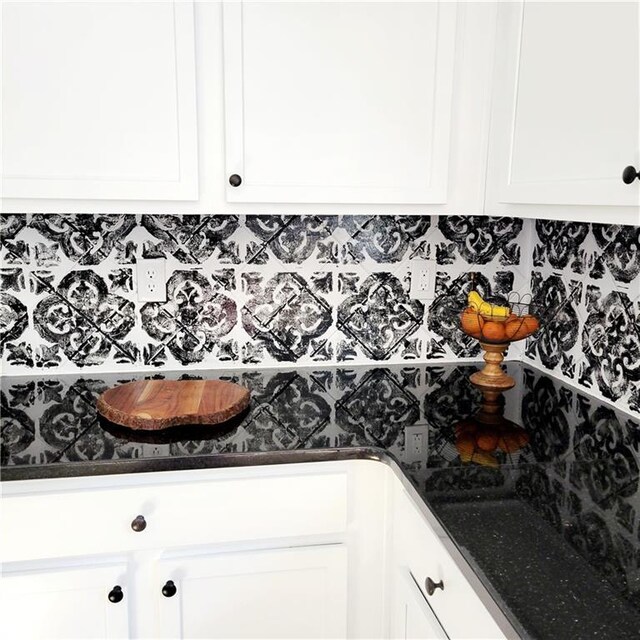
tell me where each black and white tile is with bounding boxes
[141,214,240,264]
[30,214,137,265]
[2,212,637,415]
[242,272,332,362]
[514,367,640,608]
[141,270,238,366]
[336,273,424,361]
[0,213,530,373]
[437,216,523,266]
[34,270,137,367]
[525,219,640,415]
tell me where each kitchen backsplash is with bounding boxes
[0,213,637,414]
[0,213,528,370]
[523,220,639,415]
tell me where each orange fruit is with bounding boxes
[505,317,525,340]
[460,308,483,338]
[456,433,475,462]
[476,432,499,452]
[482,320,507,343]
[505,315,539,341]
[523,315,540,334]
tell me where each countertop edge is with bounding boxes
[0,446,389,482]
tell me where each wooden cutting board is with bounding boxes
[96,380,250,431]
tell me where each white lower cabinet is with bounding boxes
[0,561,131,639]
[391,570,448,640]
[0,460,515,640]
[154,545,347,639]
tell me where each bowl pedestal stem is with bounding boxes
[469,342,515,393]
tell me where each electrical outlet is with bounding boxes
[142,444,170,457]
[136,258,166,302]
[409,259,436,300]
[404,425,428,463]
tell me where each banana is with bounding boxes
[467,290,510,319]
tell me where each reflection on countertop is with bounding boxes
[2,362,639,639]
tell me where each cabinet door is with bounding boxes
[223,1,457,204]
[485,1,640,223]
[391,570,449,640]
[2,1,198,201]
[0,562,130,639]
[154,545,347,639]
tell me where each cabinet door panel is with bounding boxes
[155,545,347,639]
[2,471,347,563]
[0,562,130,639]
[393,487,508,639]
[487,1,640,214]
[2,1,198,200]
[224,1,457,203]
[391,570,448,640]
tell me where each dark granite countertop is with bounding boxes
[2,362,639,639]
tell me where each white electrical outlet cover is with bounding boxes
[136,258,166,302]
[409,259,436,301]
[404,425,429,463]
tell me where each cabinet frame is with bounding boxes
[1,0,199,202]
[484,0,640,225]
[222,1,459,204]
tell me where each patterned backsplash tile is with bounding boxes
[0,213,529,372]
[0,213,637,416]
[524,220,639,415]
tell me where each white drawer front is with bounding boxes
[2,471,348,562]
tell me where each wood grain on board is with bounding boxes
[96,380,250,431]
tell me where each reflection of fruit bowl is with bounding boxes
[454,416,529,468]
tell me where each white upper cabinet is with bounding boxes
[222,1,494,208]
[485,1,640,225]
[7,0,636,221]
[1,1,198,201]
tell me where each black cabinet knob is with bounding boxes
[229,174,242,187]
[622,166,640,184]
[108,585,124,603]
[162,580,177,598]
[131,515,146,532]
[425,577,444,596]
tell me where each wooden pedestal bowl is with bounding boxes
[460,305,540,393]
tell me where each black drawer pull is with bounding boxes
[425,577,444,596]
[131,515,147,532]
[229,174,242,187]
[622,166,640,184]
[162,580,177,598]
[108,585,124,603]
